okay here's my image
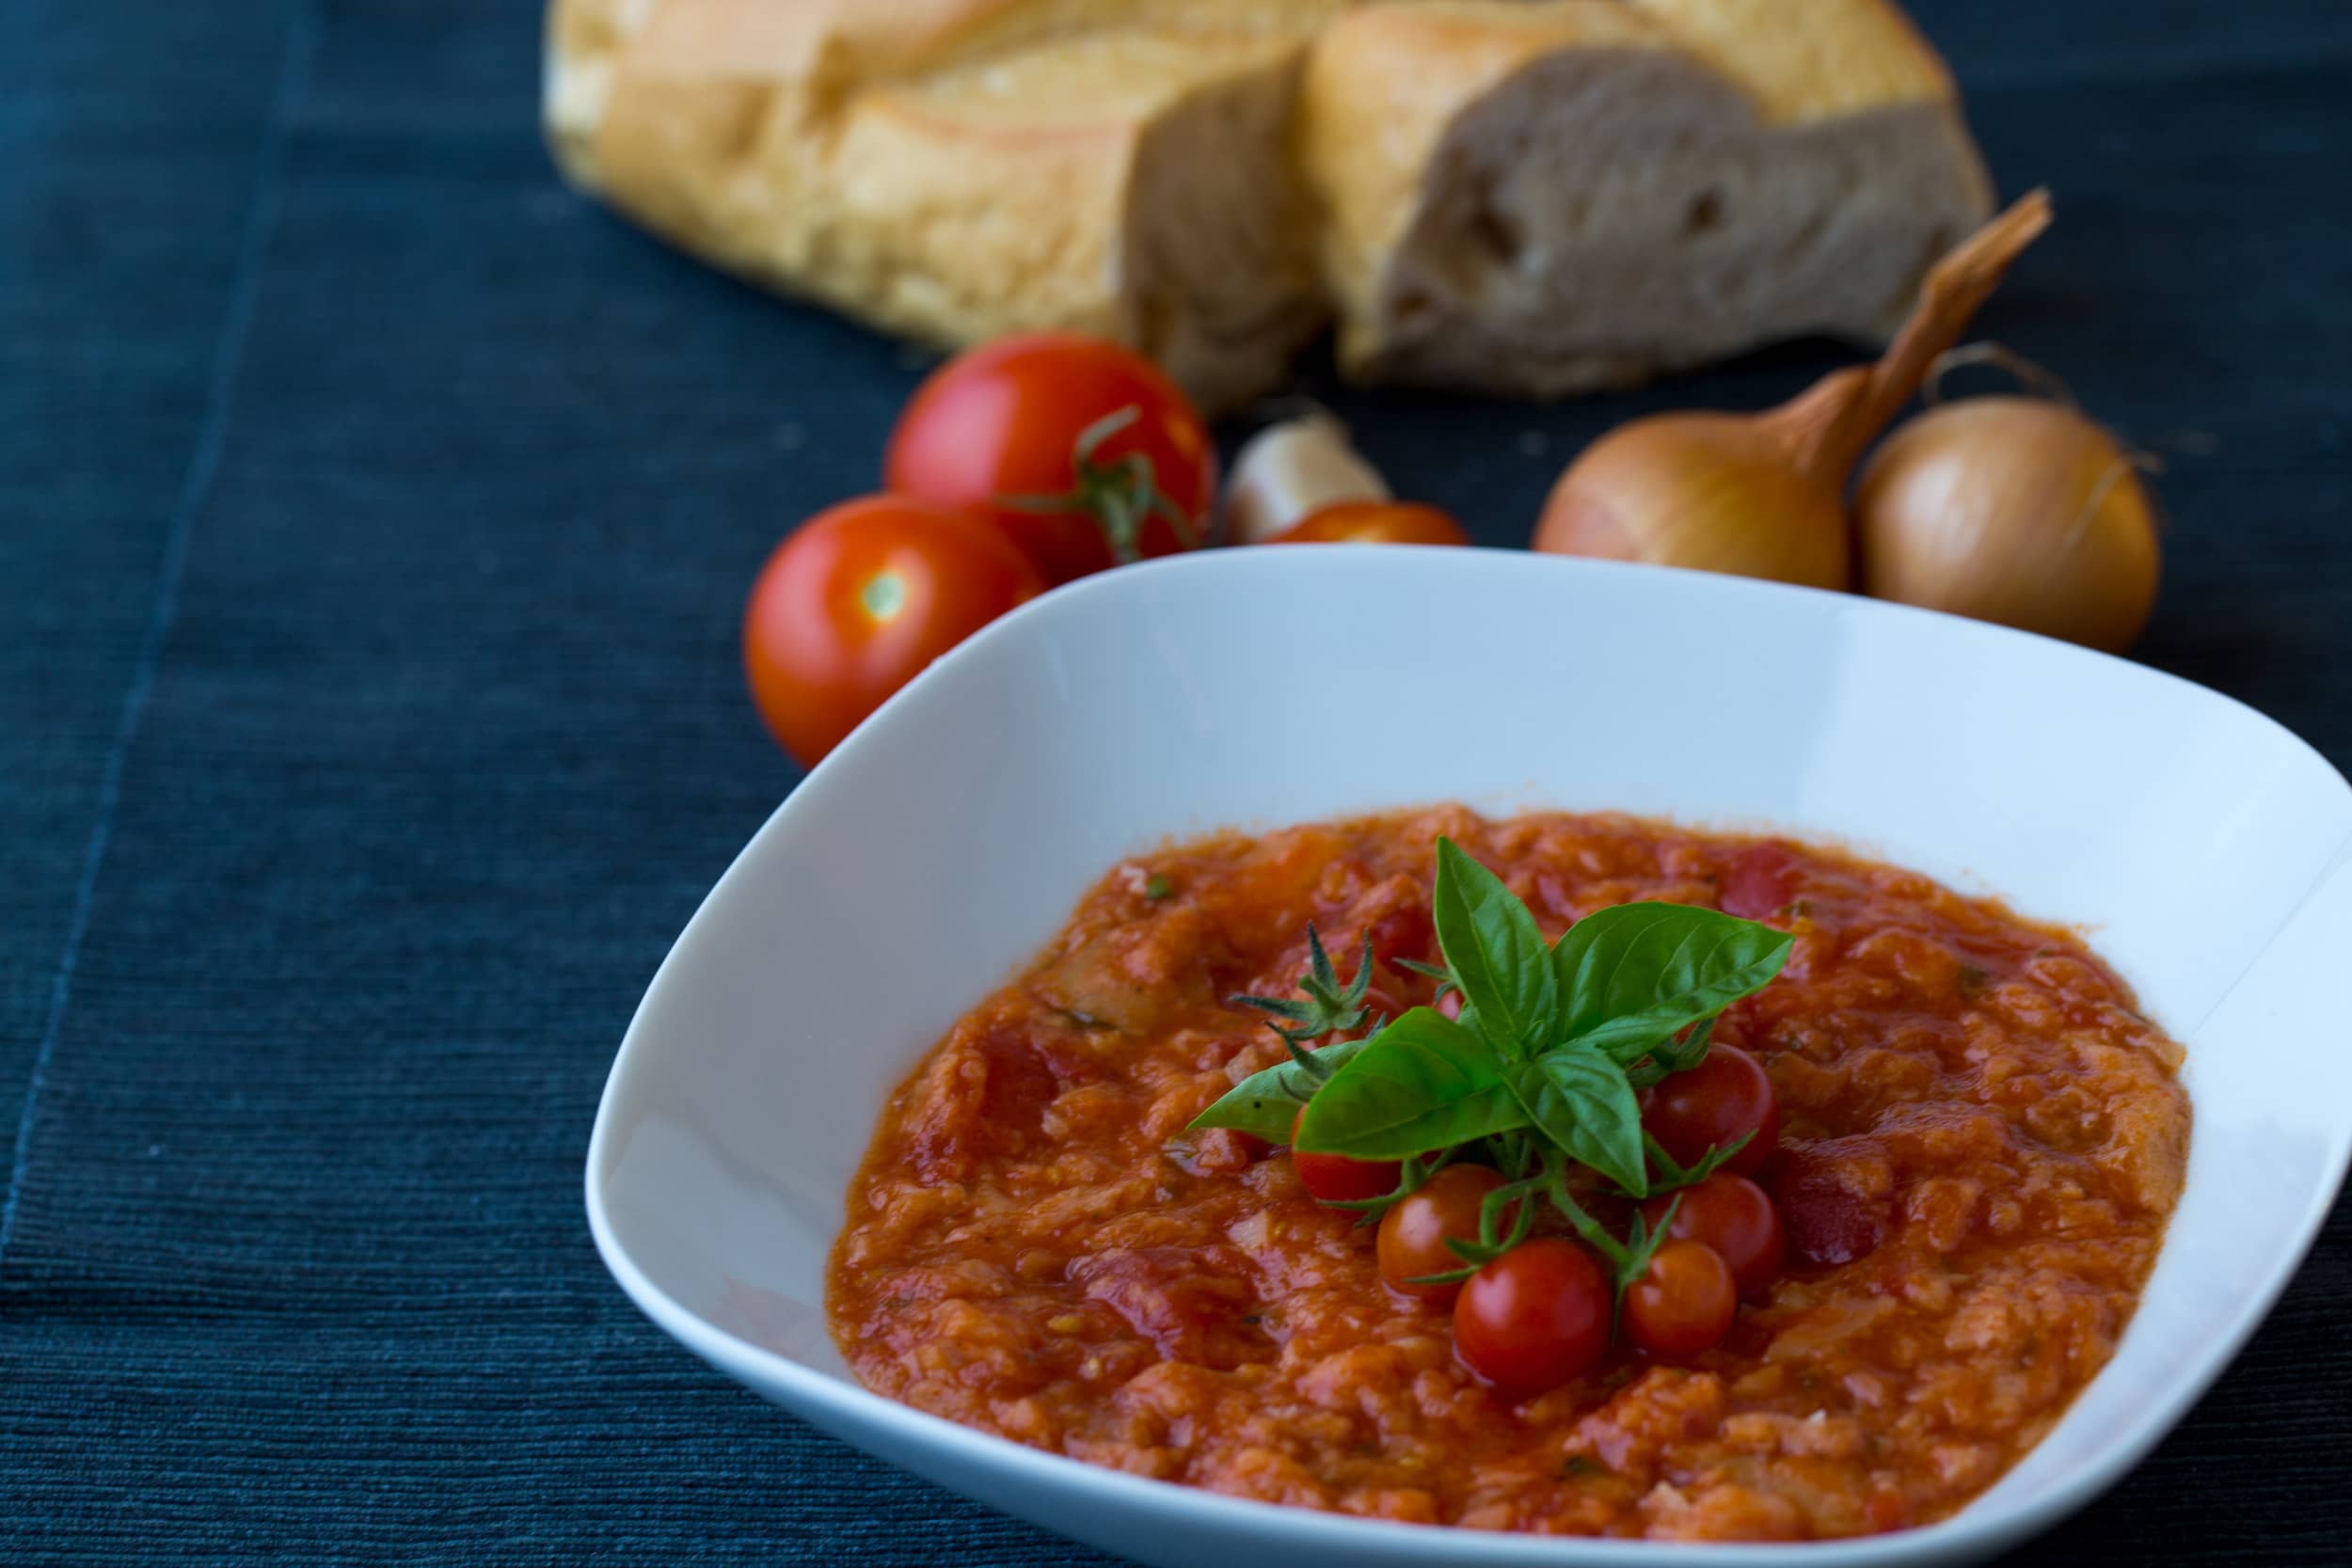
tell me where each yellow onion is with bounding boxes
[1855,393,2160,653]
[1535,192,2053,589]
[1534,371,1867,588]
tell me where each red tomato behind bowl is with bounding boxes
[743,497,1043,768]
[1266,500,1471,547]
[884,333,1216,585]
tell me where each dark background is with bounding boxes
[6,1,2348,1560]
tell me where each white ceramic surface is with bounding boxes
[588,547,2352,1567]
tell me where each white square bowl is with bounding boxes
[588,547,2352,1568]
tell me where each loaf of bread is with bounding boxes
[545,0,1991,411]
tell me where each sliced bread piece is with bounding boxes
[1296,0,1994,397]
[545,0,1343,413]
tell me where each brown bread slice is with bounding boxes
[1296,0,1994,396]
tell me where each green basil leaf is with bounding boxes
[1295,1007,1527,1160]
[1551,903,1793,1063]
[1506,1048,1647,1196]
[1432,838,1558,1056]
[1189,1037,1369,1141]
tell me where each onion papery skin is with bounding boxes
[1535,415,1852,589]
[1855,397,2160,653]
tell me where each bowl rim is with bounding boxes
[588,548,2352,1565]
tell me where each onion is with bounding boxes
[1534,192,2053,588]
[1855,378,2160,653]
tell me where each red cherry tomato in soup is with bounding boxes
[1641,1174,1785,1296]
[1377,1164,1506,1306]
[1358,986,1406,1029]
[1453,1239,1611,1400]
[1623,1240,1738,1358]
[1290,1106,1401,1205]
[1267,500,1470,547]
[1768,1147,1891,1268]
[1640,1043,1780,1177]
[884,333,1216,585]
[1362,903,1436,969]
[1720,844,1796,921]
[742,497,1043,767]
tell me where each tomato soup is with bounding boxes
[826,808,2189,1541]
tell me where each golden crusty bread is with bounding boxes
[547,0,1343,413]
[1298,0,1993,396]
[545,0,1991,409]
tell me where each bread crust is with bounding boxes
[547,0,1340,411]
[546,0,1993,406]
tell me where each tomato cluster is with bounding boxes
[740,334,1471,768]
[1294,1042,1788,1402]
[742,336,1211,766]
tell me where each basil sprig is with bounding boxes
[1194,836,1792,1199]
[1200,926,1383,1142]
[1403,1164,1686,1306]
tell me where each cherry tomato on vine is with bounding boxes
[1641,1174,1785,1296]
[1622,1240,1737,1358]
[1376,1164,1506,1305]
[1640,1043,1780,1177]
[1453,1239,1611,1400]
[742,497,1043,767]
[1289,1106,1401,1206]
[1266,500,1471,547]
[884,333,1216,585]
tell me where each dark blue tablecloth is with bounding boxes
[7,2,2349,1560]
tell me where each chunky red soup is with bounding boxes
[827,808,2189,1541]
